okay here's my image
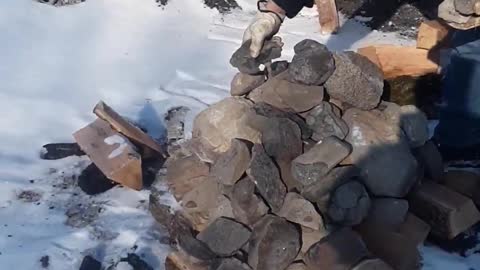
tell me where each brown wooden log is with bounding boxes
[73,118,143,190]
[417,20,450,50]
[357,45,439,79]
[94,101,167,158]
[315,0,339,35]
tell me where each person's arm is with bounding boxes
[242,0,313,57]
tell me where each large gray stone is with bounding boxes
[327,181,371,226]
[166,154,209,200]
[231,177,269,226]
[247,144,287,213]
[230,38,283,74]
[305,102,349,142]
[366,198,409,228]
[400,105,429,148]
[278,193,324,230]
[288,39,335,85]
[248,215,301,270]
[197,217,251,257]
[231,72,266,96]
[292,136,352,187]
[325,52,383,110]
[343,108,418,197]
[210,139,251,186]
[413,140,444,182]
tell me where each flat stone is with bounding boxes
[288,39,335,85]
[249,72,324,113]
[304,228,369,270]
[292,136,352,187]
[409,181,480,239]
[305,102,349,142]
[231,177,269,226]
[325,52,383,110]
[352,259,394,270]
[192,97,262,154]
[397,213,431,246]
[230,38,283,74]
[211,258,251,270]
[210,139,251,186]
[166,155,210,200]
[176,216,217,261]
[247,144,286,213]
[400,105,429,148]
[328,181,371,226]
[301,226,329,254]
[413,140,444,182]
[343,108,418,197]
[278,193,324,230]
[248,215,301,270]
[366,198,409,228]
[443,170,480,207]
[302,166,362,202]
[197,217,251,257]
[231,73,266,96]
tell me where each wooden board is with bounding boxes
[417,20,450,50]
[73,118,143,190]
[315,0,339,35]
[357,45,439,79]
[94,101,167,158]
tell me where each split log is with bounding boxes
[94,101,167,158]
[73,118,143,190]
[315,0,339,35]
[357,45,439,79]
[417,20,450,50]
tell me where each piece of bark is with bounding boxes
[417,20,450,50]
[357,46,439,79]
[94,101,167,158]
[73,118,142,190]
[315,0,340,35]
[165,252,208,270]
[409,181,480,239]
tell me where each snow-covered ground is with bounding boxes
[0,0,478,269]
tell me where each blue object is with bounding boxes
[435,28,480,147]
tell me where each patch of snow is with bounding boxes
[104,134,130,159]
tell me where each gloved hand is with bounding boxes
[243,1,286,58]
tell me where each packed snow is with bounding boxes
[0,0,478,269]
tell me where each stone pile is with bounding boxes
[155,38,480,270]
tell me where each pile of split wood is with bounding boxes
[153,36,480,270]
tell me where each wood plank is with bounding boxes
[417,20,450,50]
[93,101,167,158]
[73,118,143,190]
[315,0,339,35]
[357,45,439,79]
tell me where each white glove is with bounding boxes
[243,11,284,58]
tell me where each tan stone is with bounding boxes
[166,155,210,200]
[417,20,450,50]
[301,226,329,254]
[165,252,208,270]
[409,181,480,239]
[210,139,251,186]
[278,193,324,230]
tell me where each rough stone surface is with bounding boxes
[211,258,251,270]
[270,60,289,77]
[352,259,394,270]
[192,97,262,154]
[304,228,369,270]
[366,199,409,228]
[413,140,444,182]
[210,139,251,186]
[325,52,383,110]
[231,72,265,96]
[302,166,362,202]
[231,177,269,226]
[79,256,101,270]
[305,102,349,142]
[248,215,301,270]
[286,262,307,270]
[400,105,429,148]
[288,39,335,85]
[249,72,324,113]
[230,38,283,74]
[301,226,329,254]
[397,213,431,246]
[454,0,478,15]
[343,108,418,197]
[443,170,480,207]
[292,136,352,187]
[328,181,371,226]
[176,220,217,260]
[278,193,324,230]
[166,155,209,200]
[247,144,286,213]
[197,217,251,257]
[259,118,302,162]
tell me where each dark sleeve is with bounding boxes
[272,0,314,18]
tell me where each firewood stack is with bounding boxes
[154,37,480,270]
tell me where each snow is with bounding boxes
[104,134,132,159]
[0,0,478,269]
